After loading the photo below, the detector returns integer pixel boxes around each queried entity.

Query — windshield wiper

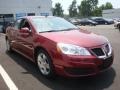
[39,28,79,33]
[39,30,58,33]
[60,28,79,31]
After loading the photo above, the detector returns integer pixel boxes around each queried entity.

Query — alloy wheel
[37,53,51,75]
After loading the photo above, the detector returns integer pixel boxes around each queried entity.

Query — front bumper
[54,54,113,77]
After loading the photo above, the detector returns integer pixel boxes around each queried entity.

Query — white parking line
[0,65,18,90]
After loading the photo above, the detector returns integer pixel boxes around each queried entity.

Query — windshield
[31,17,78,33]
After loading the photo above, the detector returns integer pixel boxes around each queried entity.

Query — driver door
[16,19,34,60]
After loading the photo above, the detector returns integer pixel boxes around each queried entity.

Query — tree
[92,7,102,16]
[78,0,98,17]
[99,2,113,10]
[92,2,113,16]
[78,0,92,17]
[53,3,64,17]
[99,4,105,10]
[105,2,113,9]
[88,0,98,10]
[69,0,78,17]
[71,0,113,17]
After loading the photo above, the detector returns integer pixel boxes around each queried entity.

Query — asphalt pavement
[0,25,120,90]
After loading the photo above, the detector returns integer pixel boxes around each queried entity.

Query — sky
[52,0,120,14]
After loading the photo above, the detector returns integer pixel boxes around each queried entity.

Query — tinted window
[20,20,30,29]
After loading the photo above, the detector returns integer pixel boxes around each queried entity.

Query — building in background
[102,8,120,19]
[0,0,52,20]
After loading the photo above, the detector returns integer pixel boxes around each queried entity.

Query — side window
[95,19,99,21]
[19,19,31,30]
[96,18,102,21]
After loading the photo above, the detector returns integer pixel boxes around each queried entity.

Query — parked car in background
[6,16,114,78]
[79,19,98,26]
[113,18,120,23]
[0,25,2,33]
[0,21,14,33]
[67,18,79,25]
[115,22,120,31]
[90,17,114,25]
[114,21,120,29]
[1,21,11,33]
[0,17,14,33]
[119,25,120,31]
[0,22,3,33]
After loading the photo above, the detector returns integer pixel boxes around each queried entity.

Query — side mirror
[20,27,31,37]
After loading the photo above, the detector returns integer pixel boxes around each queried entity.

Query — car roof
[19,16,58,20]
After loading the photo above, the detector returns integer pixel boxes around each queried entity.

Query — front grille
[91,44,111,58]
[65,68,94,75]
[91,48,104,56]
[98,56,113,70]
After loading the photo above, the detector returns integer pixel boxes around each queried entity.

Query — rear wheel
[117,25,119,29]
[105,22,108,25]
[118,25,120,32]
[6,39,12,52]
[89,23,92,26]
[36,49,55,78]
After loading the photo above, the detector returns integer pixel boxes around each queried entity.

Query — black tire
[105,22,108,25]
[117,25,119,29]
[118,25,120,32]
[6,39,12,52]
[36,49,55,78]
[89,23,92,26]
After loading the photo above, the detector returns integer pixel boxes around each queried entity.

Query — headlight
[108,42,112,56]
[104,37,112,55]
[57,43,91,55]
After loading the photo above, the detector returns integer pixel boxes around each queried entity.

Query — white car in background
[114,21,120,29]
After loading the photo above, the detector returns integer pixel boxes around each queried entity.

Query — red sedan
[6,16,114,78]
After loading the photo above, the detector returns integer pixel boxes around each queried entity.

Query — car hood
[40,29,108,47]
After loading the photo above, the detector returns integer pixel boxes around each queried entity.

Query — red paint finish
[6,16,114,77]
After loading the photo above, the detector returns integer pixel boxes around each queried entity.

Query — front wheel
[37,49,55,78]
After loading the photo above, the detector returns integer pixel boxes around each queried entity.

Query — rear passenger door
[95,18,103,24]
